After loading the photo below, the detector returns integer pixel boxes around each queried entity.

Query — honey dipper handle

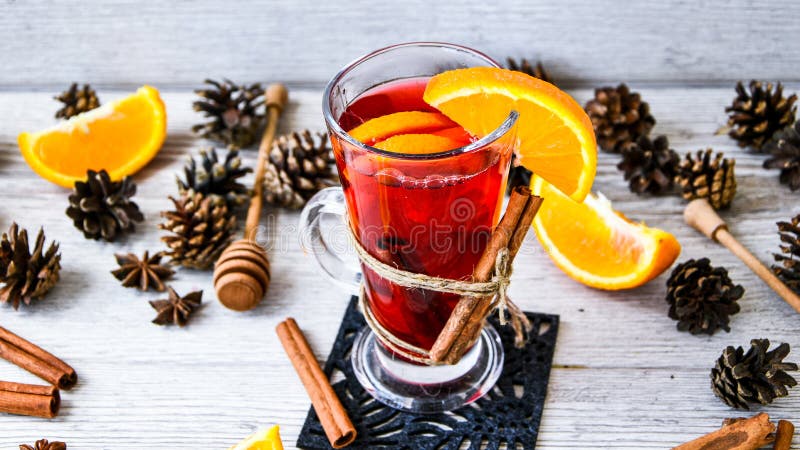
[715,229,800,314]
[245,83,288,242]
[684,198,800,314]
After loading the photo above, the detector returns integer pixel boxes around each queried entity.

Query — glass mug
[300,42,517,413]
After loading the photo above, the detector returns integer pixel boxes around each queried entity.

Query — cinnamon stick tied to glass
[431,186,543,364]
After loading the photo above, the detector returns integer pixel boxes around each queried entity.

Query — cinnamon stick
[673,413,776,450]
[0,380,60,418]
[430,187,542,364]
[0,326,77,389]
[773,420,794,450]
[276,318,356,448]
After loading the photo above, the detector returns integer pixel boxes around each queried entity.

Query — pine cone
[676,149,736,210]
[665,258,743,335]
[54,83,99,119]
[617,135,680,195]
[159,191,236,269]
[66,169,144,241]
[192,79,265,149]
[725,80,797,151]
[763,120,800,191]
[711,339,798,409]
[177,147,252,207]
[263,130,338,209]
[585,84,656,153]
[772,213,800,296]
[506,58,554,85]
[0,223,61,310]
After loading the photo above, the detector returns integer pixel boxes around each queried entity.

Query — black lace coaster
[297,296,559,450]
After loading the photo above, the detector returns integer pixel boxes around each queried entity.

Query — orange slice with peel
[531,176,681,290]
[348,111,456,146]
[374,133,463,154]
[18,86,167,188]
[229,425,283,450]
[424,67,596,201]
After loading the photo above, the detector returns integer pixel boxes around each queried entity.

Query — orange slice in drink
[18,86,167,188]
[374,133,463,154]
[348,111,457,146]
[531,176,681,290]
[424,67,596,201]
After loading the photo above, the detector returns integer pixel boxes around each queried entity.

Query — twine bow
[347,221,530,365]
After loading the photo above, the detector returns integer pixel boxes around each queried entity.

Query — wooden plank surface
[1,0,800,88]
[0,85,799,449]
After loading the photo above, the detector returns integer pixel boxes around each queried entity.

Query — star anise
[149,287,202,326]
[111,251,175,292]
[20,439,67,450]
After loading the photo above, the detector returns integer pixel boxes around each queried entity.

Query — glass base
[351,324,504,414]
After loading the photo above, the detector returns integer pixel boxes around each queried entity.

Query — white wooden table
[1,0,800,448]
[0,86,798,449]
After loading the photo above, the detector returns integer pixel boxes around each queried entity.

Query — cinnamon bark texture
[276,318,356,448]
[773,420,795,450]
[430,186,542,364]
[0,381,59,418]
[0,327,76,389]
[673,413,775,450]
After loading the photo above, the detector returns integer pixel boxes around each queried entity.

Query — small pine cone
[711,339,798,409]
[192,79,265,149]
[665,258,744,335]
[585,84,656,153]
[177,147,253,207]
[0,223,61,310]
[725,80,797,151]
[506,57,554,85]
[676,149,736,210]
[159,191,236,270]
[54,83,100,119]
[763,121,800,191]
[772,213,800,296]
[263,130,338,209]
[617,135,680,195]
[66,169,144,241]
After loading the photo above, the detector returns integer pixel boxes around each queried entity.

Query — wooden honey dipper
[213,83,288,311]
[684,198,800,314]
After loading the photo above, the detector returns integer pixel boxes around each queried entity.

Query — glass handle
[298,187,362,294]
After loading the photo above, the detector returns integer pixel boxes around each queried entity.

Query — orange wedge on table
[229,425,283,450]
[424,67,596,202]
[531,176,681,290]
[18,86,167,188]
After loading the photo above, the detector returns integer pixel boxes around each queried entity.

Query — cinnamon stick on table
[430,186,542,364]
[673,413,776,450]
[276,318,356,449]
[773,420,795,450]
[0,380,60,418]
[0,326,77,389]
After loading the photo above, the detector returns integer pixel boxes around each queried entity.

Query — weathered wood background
[1,1,799,449]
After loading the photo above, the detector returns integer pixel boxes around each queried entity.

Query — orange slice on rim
[348,111,457,146]
[424,67,596,201]
[18,86,167,188]
[531,176,681,290]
